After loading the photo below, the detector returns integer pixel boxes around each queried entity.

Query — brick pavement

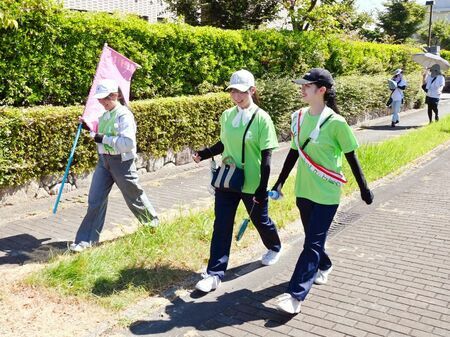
[0,99,450,336]
[106,139,450,337]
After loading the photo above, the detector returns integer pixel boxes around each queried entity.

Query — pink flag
[82,44,140,131]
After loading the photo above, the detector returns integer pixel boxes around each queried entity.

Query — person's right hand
[192,152,201,163]
[78,117,91,131]
[361,188,374,205]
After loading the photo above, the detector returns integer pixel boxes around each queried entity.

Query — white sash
[292,108,347,187]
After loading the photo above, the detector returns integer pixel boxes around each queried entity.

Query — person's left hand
[361,188,374,205]
[253,188,268,204]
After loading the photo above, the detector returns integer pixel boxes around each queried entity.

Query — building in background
[63,0,170,22]
[433,0,450,21]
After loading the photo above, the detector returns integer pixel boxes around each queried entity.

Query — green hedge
[0,4,422,107]
[0,73,424,189]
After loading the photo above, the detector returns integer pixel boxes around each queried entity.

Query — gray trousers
[75,154,158,244]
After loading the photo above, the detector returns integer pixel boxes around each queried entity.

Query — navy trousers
[207,189,282,279]
[288,197,338,301]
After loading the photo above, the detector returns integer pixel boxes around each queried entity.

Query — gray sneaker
[69,241,92,253]
[314,266,333,285]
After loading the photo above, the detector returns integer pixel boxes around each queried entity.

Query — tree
[280,0,370,34]
[377,0,426,43]
[419,19,450,50]
[165,0,280,29]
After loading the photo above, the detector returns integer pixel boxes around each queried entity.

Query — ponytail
[251,89,261,106]
[117,87,127,107]
[324,87,340,114]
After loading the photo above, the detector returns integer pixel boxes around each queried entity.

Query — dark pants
[426,96,439,122]
[288,198,338,301]
[207,189,281,279]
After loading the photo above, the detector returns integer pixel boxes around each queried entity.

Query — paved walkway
[0,99,449,266]
[0,98,450,337]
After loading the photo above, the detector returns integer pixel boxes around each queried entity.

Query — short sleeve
[258,114,278,151]
[334,120,359,154]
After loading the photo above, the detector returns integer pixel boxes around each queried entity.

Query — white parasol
[412,52,450,71]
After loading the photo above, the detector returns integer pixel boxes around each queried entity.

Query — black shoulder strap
[241,108,259,166]
[301,114,333,151]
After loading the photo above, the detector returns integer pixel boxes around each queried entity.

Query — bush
[0,1,422,107]
[0,73,425,189]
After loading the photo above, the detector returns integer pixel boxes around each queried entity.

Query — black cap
[293,68,334,88]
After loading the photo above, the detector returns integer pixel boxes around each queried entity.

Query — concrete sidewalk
[105,139,450,337]
[103,107,450,336]
[0,98,449,266]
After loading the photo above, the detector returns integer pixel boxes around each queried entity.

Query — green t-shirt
[291,107,358,205]
[220,105,278,194]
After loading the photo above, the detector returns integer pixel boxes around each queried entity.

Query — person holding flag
[271,68,373,314]
[69,79,158,252]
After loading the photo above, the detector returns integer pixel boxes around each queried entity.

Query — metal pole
[427,4,433,48]
[52,123,83,214]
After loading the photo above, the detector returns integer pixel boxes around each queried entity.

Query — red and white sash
[292,108,347,187]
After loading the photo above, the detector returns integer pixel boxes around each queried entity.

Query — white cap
[393,68,402,75]
[226,69,255,92]
[93,79,119,99]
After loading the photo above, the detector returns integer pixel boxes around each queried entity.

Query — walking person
[423,64,446,123]
[70,79,159,252]
[271,68,373,314]
[389,69,407,127]
[192,69,282,292]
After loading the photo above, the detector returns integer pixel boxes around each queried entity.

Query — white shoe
[69,241,92,253]
[195,273,221,293]
[314,266,333,285]
[261,248,282,266]
[276,293,302,314]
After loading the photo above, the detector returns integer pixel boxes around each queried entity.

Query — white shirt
[425,75,445,99]
[391,77,407,101]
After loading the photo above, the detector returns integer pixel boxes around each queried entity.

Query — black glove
[253,187,268,204]
[80,120,90,131]
[361,188,374,205]
[94,133,104,144]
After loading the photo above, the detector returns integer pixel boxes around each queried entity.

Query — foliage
[0,2,422,107]
[165,0,280,29]
[0,73,425,189]
[418,19,450,51]
[29,115,450,309]
[280,0,370,34]
[378,0,426,43]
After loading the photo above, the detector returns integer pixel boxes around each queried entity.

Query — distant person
[423,64,445,123]
[389,69,407,127]
[70,79,159,252]
[192,69,282,293]
[271,68,373,314]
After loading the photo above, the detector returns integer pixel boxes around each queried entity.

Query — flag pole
[52,123,83,214]
[52,43,108,214]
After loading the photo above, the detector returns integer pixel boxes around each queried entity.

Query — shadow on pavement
[129,268,294,335]
[0,234,68,265]
[359,124,422,131]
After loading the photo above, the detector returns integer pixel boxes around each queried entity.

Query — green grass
[27,116,450,310]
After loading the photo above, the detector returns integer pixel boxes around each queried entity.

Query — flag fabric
[82,44,140,131]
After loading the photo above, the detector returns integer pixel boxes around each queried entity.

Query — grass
[27,116,450,310]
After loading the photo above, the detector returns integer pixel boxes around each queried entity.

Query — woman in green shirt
[272,68,374,314]
[192,69,282,293]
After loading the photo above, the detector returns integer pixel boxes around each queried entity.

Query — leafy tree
[377,0,426,43]
[165,0,280,29]
[418,19,450,50]
[280,0,370,34]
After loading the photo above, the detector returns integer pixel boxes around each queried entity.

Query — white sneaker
[69,241,92,253]
[314,266,333,285]
[261,248,282,266]
[276,293,302,314]
[195,273,221,293]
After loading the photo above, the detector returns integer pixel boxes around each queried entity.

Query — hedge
[0,73,425,189]
[0,3,422,107]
